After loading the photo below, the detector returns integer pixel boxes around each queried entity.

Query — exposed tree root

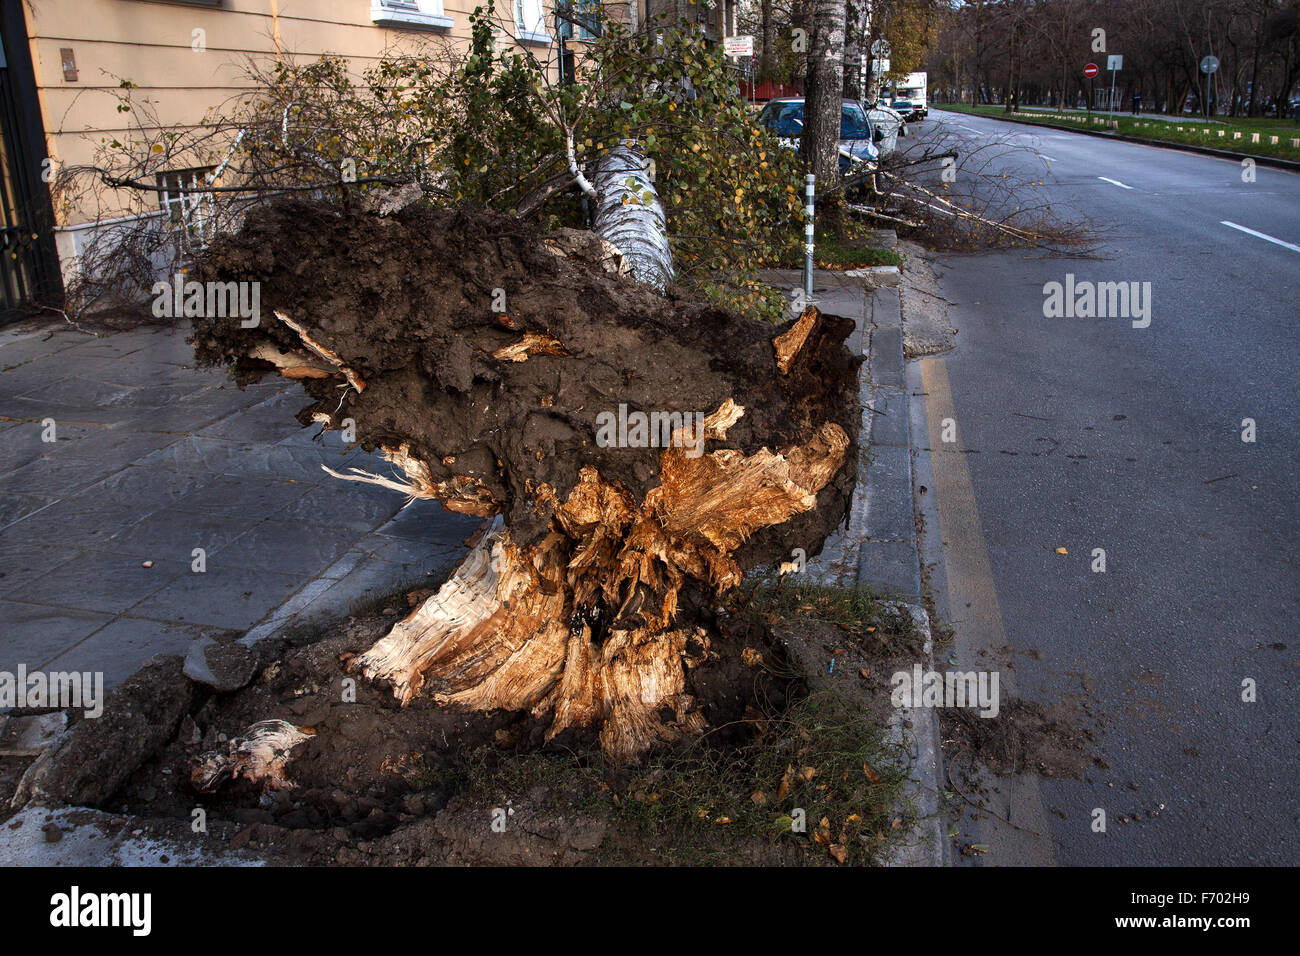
[192,199,860,762]
[190,720,314,793]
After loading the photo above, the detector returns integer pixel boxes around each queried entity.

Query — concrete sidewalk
[0,318,478,689]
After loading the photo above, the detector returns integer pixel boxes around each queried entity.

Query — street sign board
[872,58,890,74]
[1083,62,1099,78]
[1107,54,1123,71]
[1200,56,1219,74]
[870,39,891,57]
[724,35,753,58]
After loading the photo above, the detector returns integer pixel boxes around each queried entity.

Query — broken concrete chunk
[184,636,258,692]
[11,656,194,810]
[0,712,68,757]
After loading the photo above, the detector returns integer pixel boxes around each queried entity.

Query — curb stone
[773,260,947,865]
[881,602,945,867]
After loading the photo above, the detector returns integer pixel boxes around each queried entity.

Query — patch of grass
[607,692,909,865]
[746,580,923,657]
[455,689,909,865]
[938,103,1300,161]
[813,233,904,270]
[772,231,903,272]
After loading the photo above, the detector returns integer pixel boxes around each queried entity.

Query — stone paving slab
[868,385,910,447]
[43,618,210,689]
[869,326,906,388]
[0,318,472,690]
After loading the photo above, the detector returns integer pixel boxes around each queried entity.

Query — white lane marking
[1220,220,1300,253]
[955,124,984,134]
[1037,153,1058,162]
[1098,176,1133,189]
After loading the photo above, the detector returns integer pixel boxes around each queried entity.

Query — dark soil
[90,597,801,863]
[940,697,1098,780]
[191,199,862,565]
[38,580,921,866]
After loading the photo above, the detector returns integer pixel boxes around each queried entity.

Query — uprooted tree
[48,7,876,769]
[192,198,861,763]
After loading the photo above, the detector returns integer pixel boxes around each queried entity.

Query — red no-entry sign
[1083,63,1100,78]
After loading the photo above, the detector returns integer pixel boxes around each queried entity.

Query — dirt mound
[942,697,1098,779]
[85,601,799,861]
[191,199,861,564]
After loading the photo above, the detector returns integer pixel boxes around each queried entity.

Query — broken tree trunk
[589,143,674,290]
[192,199,860,762]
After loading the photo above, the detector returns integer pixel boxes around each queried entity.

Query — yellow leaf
[1055,547,1068,555]
[777,767,792,801]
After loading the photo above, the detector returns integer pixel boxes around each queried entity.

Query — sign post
[724,36,754,102]
[1083,63,1098,113]
[1106,54,1122,118]
[1200,56,1219,121]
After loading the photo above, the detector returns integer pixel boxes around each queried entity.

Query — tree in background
[801,0,848,188]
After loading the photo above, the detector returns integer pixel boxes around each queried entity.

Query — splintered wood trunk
[192,199,860,762]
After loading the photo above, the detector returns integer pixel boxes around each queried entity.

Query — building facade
[1,0,733,320]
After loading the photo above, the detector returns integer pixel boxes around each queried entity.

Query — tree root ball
[191,199,862,760]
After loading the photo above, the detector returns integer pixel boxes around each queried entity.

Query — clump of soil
[93,595,803,864]
[940,697,1098,780]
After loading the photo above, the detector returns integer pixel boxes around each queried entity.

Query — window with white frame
[556,0,600,41]
[515,0,549,43]
[370,0,453,31]
[156,167,216,254]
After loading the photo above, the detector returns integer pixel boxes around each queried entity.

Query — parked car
[890,99,920,121]
[862,101,906,155]
[756,97,880,181]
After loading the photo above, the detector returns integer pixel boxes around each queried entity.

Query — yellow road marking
[919,356,1057,865]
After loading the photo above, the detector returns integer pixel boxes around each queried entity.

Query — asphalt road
[914,108,1299,865]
